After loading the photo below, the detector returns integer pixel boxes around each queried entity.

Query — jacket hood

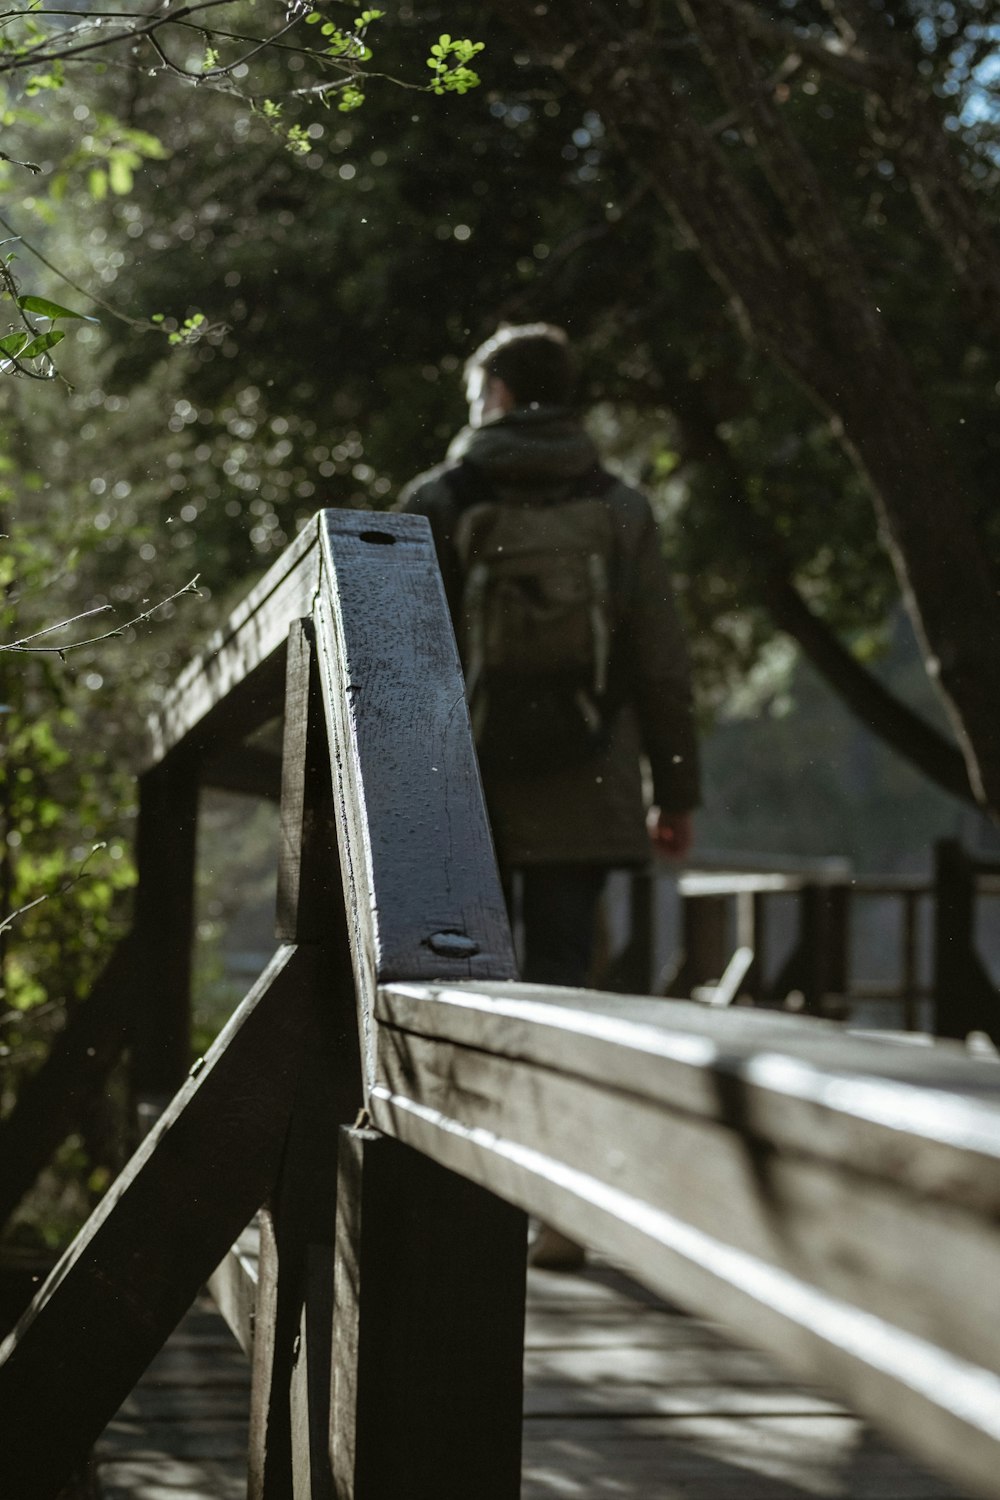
[447,406,600,489]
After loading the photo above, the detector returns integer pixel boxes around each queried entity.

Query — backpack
[448,461,621,775]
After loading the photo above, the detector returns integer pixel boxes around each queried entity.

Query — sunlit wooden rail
[1,509,1000,1500]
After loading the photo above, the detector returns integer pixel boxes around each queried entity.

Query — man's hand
[649,808,694,860]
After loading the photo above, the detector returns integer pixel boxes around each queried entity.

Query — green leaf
[0,332,28,357]
[88,166,108,201]
[20,329,65,359]
[108,156,133,195]
[17,295,98,323]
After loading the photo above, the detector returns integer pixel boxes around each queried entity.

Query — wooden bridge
[1,508,1000,1499]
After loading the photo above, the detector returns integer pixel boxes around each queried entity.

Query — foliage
[2,0,999,1240]
[0,2,486,371]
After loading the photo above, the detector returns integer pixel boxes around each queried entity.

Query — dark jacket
[399,406,700,867]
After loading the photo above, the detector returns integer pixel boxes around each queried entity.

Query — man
[401,322,700,1265]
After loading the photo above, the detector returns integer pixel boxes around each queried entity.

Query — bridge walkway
[96,1256,960,1500]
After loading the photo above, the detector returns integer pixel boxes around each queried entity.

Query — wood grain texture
[373,1024,1000,1359]
[247,939,361,1500]
[376,981,1000,1205]
[330,1126,527,1500]
[94,1265,960,1500]
[312,510,515,1084]
[276,619,341,946]
[289,1245,335,1500]
[0,945,318,1500]
[206,1222,260,1358]
[370,982,1000,1499]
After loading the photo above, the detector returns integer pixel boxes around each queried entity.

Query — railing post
[248,619,363,1500]
[666,890,729,997]
[901,889,920,1032]
[331,1127,527,1500]
[311,512,525,1499]
[933,838,984,1039]
[130,748,200,1119]
[797,881,850,1016]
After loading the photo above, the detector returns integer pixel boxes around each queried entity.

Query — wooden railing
[2,509,1000,1500]
[612,856,999,1038]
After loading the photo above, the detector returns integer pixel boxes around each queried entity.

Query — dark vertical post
[130,749,200,1113]
[313,513,525,1498]
[797,882,849,1016]
[736,888,763,1002]
[684,893,729,994]
[629,868,655,994]
[753,890,769,1003]
[331,1128,527,1500]
[249,620,363,1500]
[901,890,919,1032]
[933,838,977,1038]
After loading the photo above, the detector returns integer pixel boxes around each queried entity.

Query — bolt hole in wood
[359,531,396,546]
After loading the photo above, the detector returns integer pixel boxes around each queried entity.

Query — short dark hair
[465,323,576,407]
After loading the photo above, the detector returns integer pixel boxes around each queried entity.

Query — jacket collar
[448,406,600,488]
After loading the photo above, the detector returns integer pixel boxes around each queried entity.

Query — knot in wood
[426,930,480,959]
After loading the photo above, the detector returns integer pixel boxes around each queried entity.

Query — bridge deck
[95,1259,963,1500]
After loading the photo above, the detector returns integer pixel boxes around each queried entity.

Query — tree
[41,0,984,820]
[487,0,1000,817]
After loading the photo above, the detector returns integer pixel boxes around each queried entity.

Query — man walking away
[399,324,700,1264]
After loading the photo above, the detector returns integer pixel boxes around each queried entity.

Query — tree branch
[733,3,877,91]
[0,576,201,657]
[664,373,974,804]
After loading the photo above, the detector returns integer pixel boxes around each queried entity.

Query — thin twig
[146,8,301,81]
[0,841,107,940]
[0,996,61,1028]
[0,0,243,73]
[0,575,202,656]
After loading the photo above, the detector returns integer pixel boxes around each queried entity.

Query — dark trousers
[508,864,608,988]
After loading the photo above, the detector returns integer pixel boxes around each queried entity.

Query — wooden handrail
[3,508,1000,1500]
[372,976,1000,1492]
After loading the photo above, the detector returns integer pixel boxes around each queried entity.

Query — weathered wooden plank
[246,1207,282,1500]
[376,982,1000,1204]
[245,948,359,1500]
[0,937,134,1231]
[522,1413,959,1500]
[330,1126,527,1500]
[146,516,321,765]
[247,623,363,1498]
[131,751,200,1104]
[276,619,339,946]
[0,945,318,1500]
[206,1222,260,1357]
[369,1004,1000,1499]
[289,1245,335,1500]
[246,949,360,1500]
[374,1023,1000,1361]
[312,509,515,1086]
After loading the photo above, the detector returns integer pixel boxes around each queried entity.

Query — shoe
[528,1224,586,1270]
